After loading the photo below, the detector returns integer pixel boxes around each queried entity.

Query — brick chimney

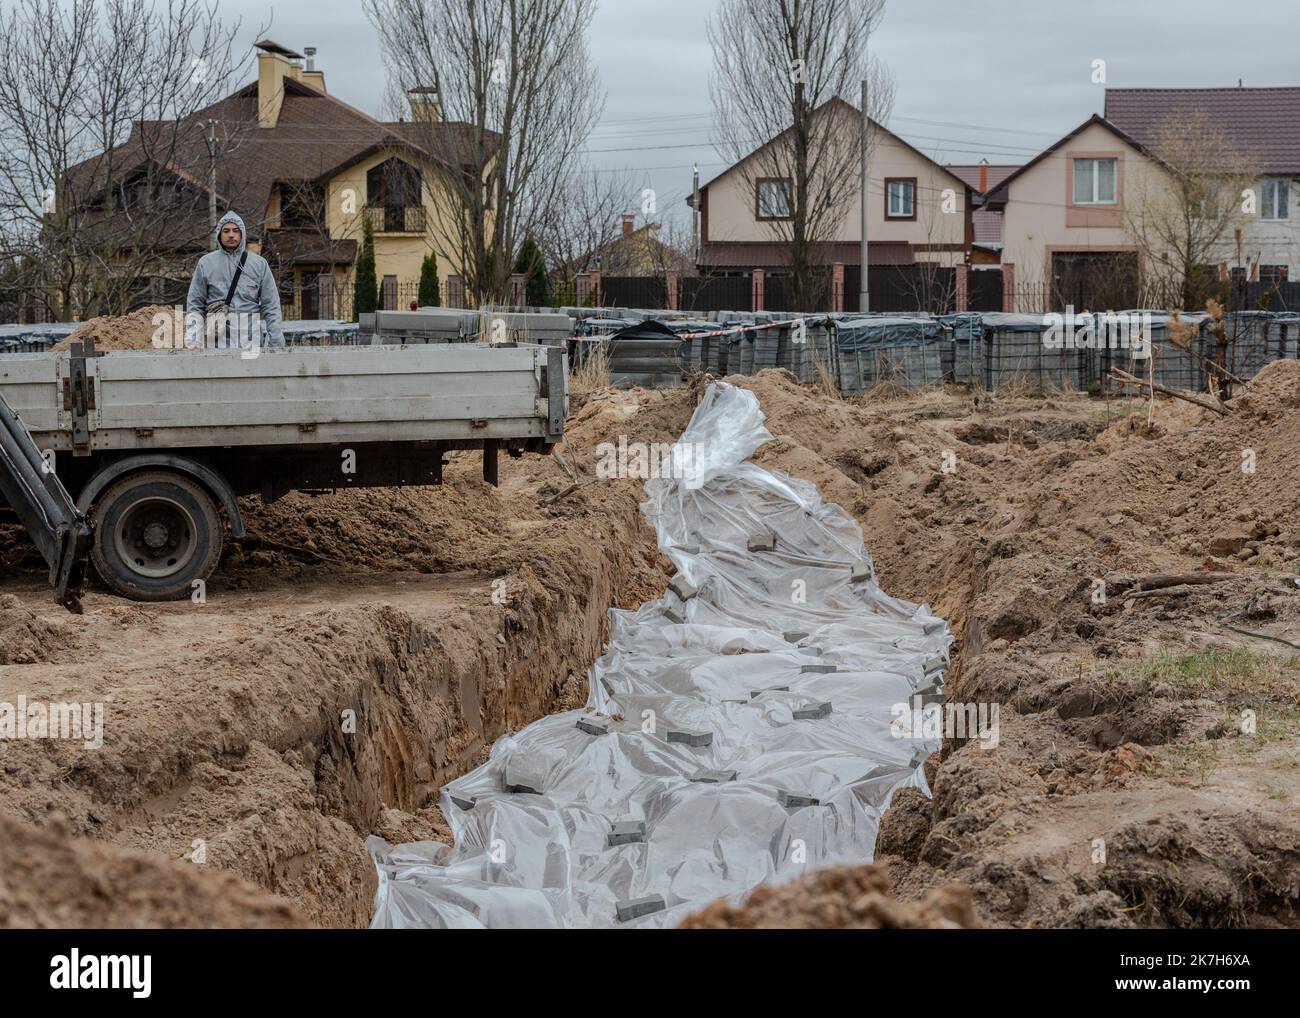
[621,213,635,237]
[255,40,304,128]
[978,158,989,194]
[408,85,442,123]
[301,46,326,93]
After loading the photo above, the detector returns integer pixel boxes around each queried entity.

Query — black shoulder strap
[224,251,248,304]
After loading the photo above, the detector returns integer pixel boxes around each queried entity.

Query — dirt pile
[0,813,302,928]
[52,304,181,352]
[0,593,76,664]
[230,385,700,591]
[681,864,979,929]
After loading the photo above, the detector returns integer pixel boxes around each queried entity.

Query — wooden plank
[94,393,538,428]
[95,369,538,404]
[91,344,541,382]
[81,418,547,450]
[0,355,60,432]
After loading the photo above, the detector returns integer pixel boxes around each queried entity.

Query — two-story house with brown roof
[66,40,493,318]
[986,87,1300,311]
[690,98,975,309]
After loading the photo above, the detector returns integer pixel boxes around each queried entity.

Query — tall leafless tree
[535,165,633,302]
[364,0,603,306]
[708,0,894,311]
[0,0,256,320]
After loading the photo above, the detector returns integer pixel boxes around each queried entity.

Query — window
[366,157,423,232]
[1072,158,1117,205]
[755,178,791,220]
[885,178,915,219]
[279,181,325,229]
[1262,179,1289,220]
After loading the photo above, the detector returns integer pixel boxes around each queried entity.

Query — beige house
[694,99,974,277]
[67,40,493,318]
[987,114,1167,311]
[988,92,1300,312]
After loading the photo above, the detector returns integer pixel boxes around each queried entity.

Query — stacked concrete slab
[359,308,476,344]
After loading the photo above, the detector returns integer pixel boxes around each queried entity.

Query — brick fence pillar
[589,268,602,307]
[751,269,765,312]
[509,273,526,306]
[955,264,969,313]
[666,270,680,311]
[832,263,845,313]
[1001,263,1016,313]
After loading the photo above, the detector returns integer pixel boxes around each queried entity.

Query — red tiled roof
[1105,87,1300,174]
[699,240,914,268]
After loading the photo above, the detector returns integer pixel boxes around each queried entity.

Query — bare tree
[1125,110,1258,311]
[364,0,602,306]
[708,0,894,311]
[0,0,256,320]
[536,165,633,301]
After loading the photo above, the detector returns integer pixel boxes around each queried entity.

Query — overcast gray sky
[237,0,1298,226]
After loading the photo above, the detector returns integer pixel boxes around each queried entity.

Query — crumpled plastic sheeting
[368,381,951,928]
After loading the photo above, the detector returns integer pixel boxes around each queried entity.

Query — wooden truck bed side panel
[1,345,561,451]
[0,355,64,435]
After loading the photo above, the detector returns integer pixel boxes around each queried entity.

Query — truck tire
[89,471,223,601]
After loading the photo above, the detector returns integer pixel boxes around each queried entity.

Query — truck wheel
[89,471,223,601]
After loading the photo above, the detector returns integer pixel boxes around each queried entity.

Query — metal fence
[844,266,957,315]
[680,275,753,313]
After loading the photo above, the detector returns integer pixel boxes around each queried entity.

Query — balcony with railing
[363,205,427,234]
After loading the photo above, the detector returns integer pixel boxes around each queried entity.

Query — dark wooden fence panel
[844,266,956,314]
[969,268,1003,312]
[601,276,667,308]
[680,275,752,313]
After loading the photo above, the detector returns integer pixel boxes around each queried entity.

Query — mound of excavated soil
[0,593,76,664]
[52,304,182,352]
[0,814,302,928]
[680,864,979,929]
[228,386,701,597]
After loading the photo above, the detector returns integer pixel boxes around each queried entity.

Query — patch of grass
[1086,399,1144,423]
[1153,740,1221,786]
[1133,648,1300,705]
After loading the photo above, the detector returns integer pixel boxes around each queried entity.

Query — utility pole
[204,119,219,249]
[859,79,870,314]
[691,163,700,265]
